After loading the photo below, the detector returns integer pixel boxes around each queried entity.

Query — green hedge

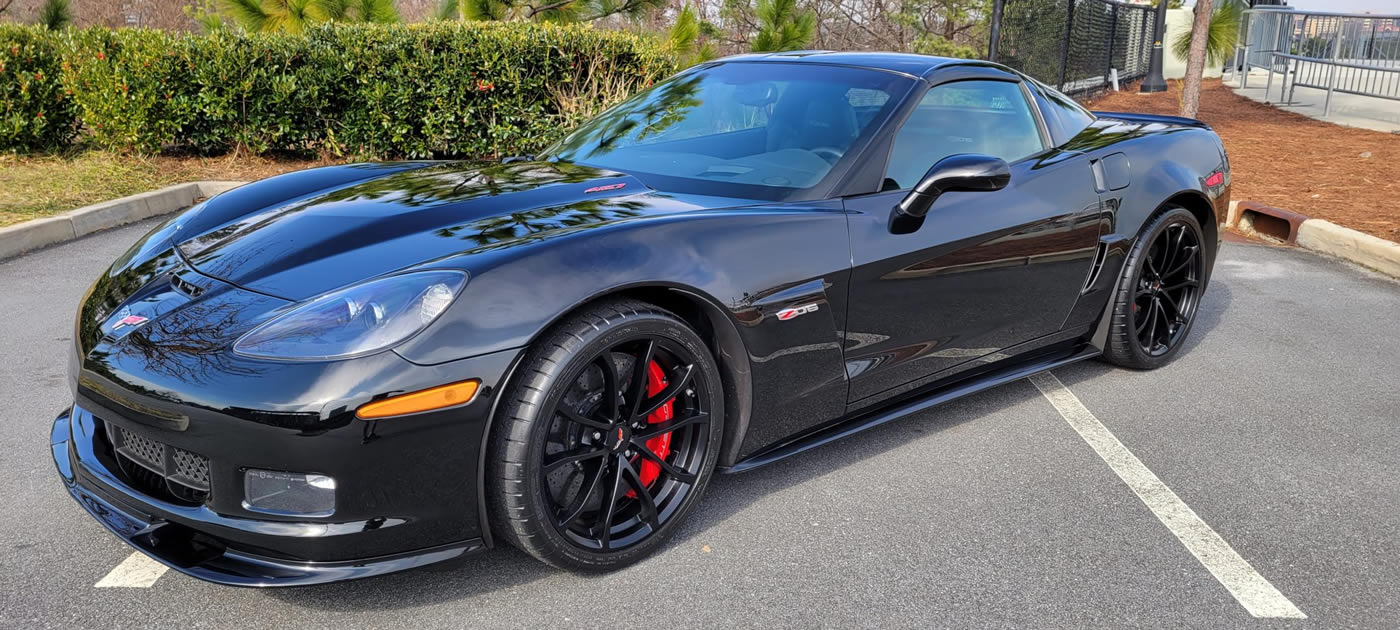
[2,22,674,157]
[1,25,79,151]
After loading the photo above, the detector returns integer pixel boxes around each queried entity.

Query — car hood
[173,161,717,301]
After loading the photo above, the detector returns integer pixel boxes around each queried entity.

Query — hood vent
[169,273,206,298]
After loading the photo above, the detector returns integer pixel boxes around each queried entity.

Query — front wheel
[487,299,723,571]
[1102,206,1207,369]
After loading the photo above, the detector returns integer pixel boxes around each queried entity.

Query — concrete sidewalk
[1227,68,1400,133]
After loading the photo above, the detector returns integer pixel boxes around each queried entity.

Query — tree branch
[526,0,578,19]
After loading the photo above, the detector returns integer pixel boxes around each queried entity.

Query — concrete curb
[1296,219,1400,279]
[0,181,245,262]
[1225,199,1400,278]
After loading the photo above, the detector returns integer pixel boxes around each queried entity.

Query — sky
[1279,0,1397,13]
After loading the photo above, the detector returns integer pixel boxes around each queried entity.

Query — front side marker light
[355,379,480,420]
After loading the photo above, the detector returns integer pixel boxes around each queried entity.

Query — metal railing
[1231,8,1400,116]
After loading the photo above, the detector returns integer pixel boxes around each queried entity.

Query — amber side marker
[356,380,479,420]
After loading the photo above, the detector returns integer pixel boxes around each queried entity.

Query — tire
[487,298,724,571]
[1102,206,1208,370]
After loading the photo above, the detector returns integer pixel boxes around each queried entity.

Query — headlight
[233,270,467,361]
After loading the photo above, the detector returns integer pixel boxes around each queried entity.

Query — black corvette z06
[51,52,1228,586]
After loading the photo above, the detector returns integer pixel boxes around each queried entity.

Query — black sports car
[51,52,1228,586]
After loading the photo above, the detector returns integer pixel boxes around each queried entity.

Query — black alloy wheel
[488,299,723,570]
[1103,206,1208,369]
[543,335,710,551]
[1134,219,1203,356]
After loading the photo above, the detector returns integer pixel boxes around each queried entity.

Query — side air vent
[1081,241,1109,294]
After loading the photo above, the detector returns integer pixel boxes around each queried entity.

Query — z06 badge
[776,303,820,321]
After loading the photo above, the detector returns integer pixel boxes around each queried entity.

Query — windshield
[544,62,914,201]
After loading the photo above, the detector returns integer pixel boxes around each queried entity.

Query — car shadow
[262,376,1044,612]
[261,273,1234,612]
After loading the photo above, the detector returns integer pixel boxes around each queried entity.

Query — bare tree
[1180,0,1212,118]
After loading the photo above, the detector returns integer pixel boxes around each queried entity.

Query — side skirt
[721,344,1100,473]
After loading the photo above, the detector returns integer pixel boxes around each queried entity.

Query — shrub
[1,22,675,157]
[317,22,673,158]
[180,28,343,154]
[61,28,198,153]
[0,25,79,152]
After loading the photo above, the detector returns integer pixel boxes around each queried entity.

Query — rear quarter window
[1030,81,1096,146]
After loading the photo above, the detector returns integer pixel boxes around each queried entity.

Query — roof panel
[715,51,965,77]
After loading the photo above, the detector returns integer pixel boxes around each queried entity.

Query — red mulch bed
[1084,79,1400,242]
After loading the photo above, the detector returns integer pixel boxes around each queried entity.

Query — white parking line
[95,552,168,588]
[1028,372,1307,620]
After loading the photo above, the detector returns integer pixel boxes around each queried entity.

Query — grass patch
[0,150,329,228]
[0,152,167,227]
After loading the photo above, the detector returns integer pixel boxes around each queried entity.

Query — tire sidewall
[1117,206,1206,368]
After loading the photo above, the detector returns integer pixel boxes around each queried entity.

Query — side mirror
[889,154,1011,234]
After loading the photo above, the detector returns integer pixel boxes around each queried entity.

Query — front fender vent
[1081,241,1109,294]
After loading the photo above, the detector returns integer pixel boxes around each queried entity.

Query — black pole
[1140,0,1170,93]
[1366,19,1377,59]
[988,0,1006,63]
[1056,0,1078,89]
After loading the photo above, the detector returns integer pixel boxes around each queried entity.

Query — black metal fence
[989,0,1158,98]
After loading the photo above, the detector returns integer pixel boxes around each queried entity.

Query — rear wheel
[487,299,723,570]
[1103,206,1207,369]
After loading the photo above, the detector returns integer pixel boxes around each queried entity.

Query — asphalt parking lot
[1,220,1397,629]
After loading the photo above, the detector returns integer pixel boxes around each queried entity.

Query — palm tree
[37,0,71,29]
[435,0,662,23]
[666,4,717,66]
[221,0,399,33]
[1172,0,1242,69]
[221,0,319,32]
[320,0,400,23]
[1179,0,1217,118]
[749,0,814,52]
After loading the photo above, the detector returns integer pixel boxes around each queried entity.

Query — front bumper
[52,344,523,587]
[51,408,486,586]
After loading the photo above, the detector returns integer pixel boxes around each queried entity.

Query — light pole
[1140,0,1170,93]
[988,0,1006,63]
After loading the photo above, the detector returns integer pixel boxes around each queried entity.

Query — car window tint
[1027,78,1096,146]
[640,85,893,145]
[883,80,1045,191]
[637,81,783,143]
[546,63,912,200]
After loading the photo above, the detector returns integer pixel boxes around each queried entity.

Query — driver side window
[883,80,1044,191]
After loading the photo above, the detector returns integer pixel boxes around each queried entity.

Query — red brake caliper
[631,360,673,493]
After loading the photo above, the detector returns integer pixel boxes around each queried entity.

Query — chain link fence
[989,0,1158,98]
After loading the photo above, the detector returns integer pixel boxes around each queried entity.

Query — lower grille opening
[105,422,211,506]
[136,521,226,568]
